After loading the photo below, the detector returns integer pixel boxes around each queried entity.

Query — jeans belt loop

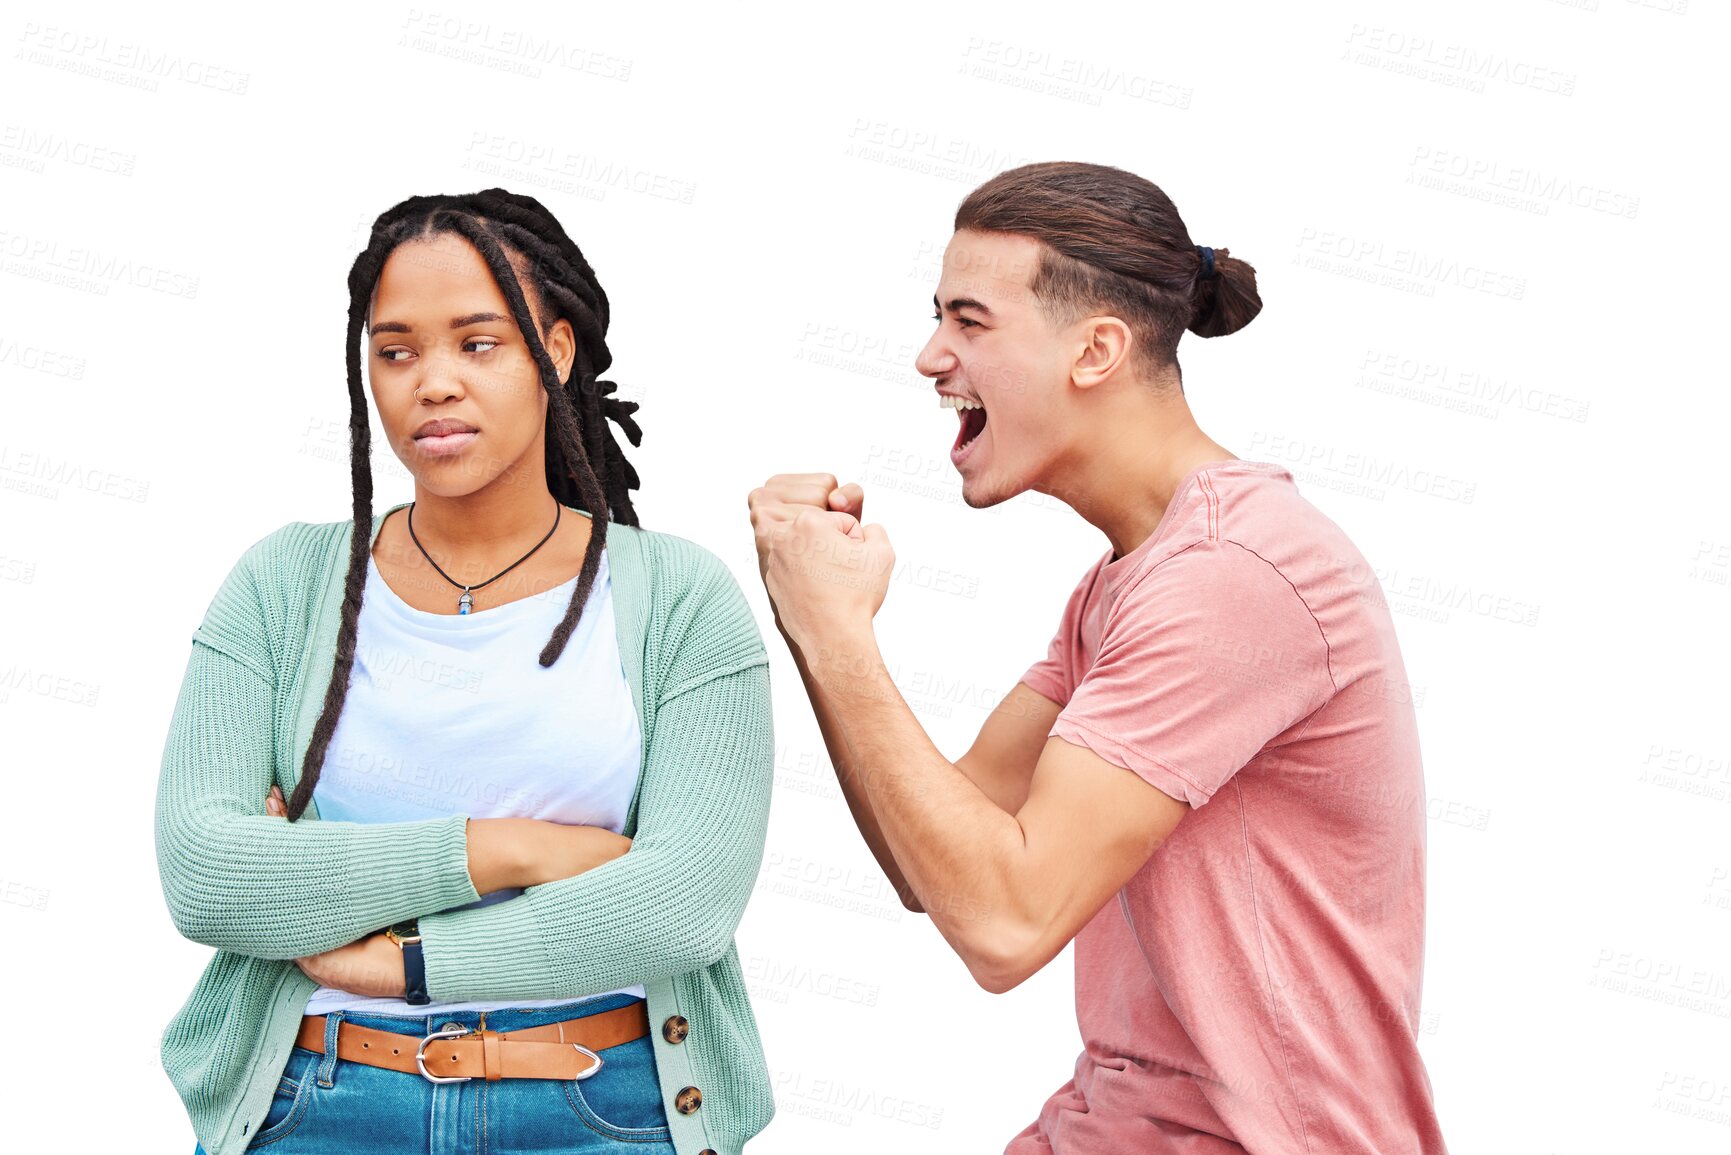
[317,1012,343,1088]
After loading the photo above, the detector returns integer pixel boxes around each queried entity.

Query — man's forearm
[796,624,1030,961]
[778,619,923,907]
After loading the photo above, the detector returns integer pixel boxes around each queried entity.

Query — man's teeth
[939,395,985,410]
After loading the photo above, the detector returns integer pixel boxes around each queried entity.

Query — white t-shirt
[302,544,645,1015]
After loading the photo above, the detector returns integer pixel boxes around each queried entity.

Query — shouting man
[749,161,1448,1154]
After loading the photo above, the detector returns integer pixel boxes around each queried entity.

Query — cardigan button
[662,1015,690,1044]
[699,1150,717,1155]
[675,1085,703,1114]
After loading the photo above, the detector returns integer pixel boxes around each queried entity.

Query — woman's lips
[415,430,479,457]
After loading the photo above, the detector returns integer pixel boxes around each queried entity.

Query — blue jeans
[195,993,673,1154]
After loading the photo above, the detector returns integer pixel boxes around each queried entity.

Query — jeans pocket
[559,1036,673,1143]
[245,1046,319,1149]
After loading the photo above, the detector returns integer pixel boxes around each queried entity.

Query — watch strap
[388,920,429,1006]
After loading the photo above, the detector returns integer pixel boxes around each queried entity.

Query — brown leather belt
[294,1002,650,1083]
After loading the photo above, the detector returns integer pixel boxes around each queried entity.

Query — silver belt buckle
[416,1025,473,1084]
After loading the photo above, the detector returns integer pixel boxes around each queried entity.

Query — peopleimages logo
[1293,228,1526,301]
[1356,348,1591,424]
[0,229,200,299]
[1408,146,1640,220]
[14,22,251,94]
[958,38,1194,109]
[1341,24,1577,97]
[1246,433,1478,505]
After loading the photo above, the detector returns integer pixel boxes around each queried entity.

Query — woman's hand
[293,931,405,997]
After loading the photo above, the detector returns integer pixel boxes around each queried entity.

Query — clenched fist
[747,472,894,651]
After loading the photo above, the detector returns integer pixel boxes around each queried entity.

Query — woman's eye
[376,339,496,361]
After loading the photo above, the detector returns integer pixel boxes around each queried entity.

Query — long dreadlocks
[283,188,642,821]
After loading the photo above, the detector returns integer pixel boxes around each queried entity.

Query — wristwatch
[385,919,429,1005]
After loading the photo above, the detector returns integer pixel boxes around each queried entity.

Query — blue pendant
[458,589,473,615]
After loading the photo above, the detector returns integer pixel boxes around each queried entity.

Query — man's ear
[1071,316,1134,391]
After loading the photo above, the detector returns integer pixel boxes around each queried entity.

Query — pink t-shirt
[1008,459,1448,1155]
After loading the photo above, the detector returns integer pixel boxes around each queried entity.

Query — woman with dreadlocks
[154,189,775,1155]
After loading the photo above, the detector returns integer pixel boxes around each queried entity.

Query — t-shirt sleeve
[1050,540,1335,808]
[1019,559,1102,707]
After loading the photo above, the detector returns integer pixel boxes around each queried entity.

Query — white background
[2,1,1726,1152]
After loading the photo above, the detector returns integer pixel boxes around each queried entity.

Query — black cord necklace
[405,499,562,615]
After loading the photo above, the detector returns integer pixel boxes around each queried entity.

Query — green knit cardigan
[154,502,776,1155]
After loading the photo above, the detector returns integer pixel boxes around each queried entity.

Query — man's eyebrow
[368,311,512,336]
[933,294,996,317]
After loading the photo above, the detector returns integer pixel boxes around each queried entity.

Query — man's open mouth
[942,394,988,454]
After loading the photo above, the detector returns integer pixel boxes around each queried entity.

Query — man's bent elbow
[957,922,1045,994]
[967,961,1031,994]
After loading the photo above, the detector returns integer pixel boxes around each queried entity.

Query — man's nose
[914,331,955,379]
